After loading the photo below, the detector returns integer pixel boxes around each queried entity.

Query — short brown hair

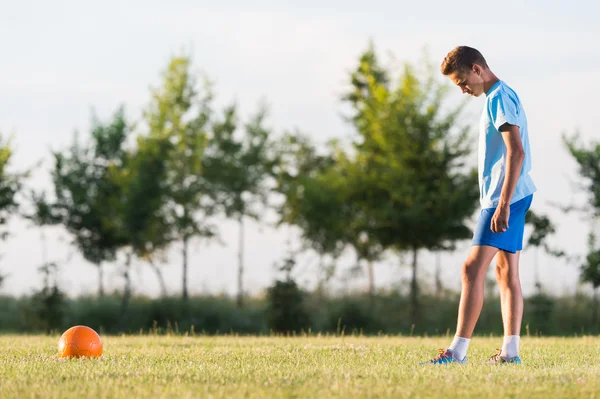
[441,46,488,76]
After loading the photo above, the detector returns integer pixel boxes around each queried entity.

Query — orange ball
[58,325,103,358]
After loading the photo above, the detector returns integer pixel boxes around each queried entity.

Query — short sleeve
[488,91,520,130]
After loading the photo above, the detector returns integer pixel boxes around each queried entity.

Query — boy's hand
[491,205,510,233]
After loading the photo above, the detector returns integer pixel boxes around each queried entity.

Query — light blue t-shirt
[478,80,536,209]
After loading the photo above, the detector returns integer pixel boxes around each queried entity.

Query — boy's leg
[422,245,498,364]
[494,250,523,360]
[487,195,531,364]
[455,245,499,338]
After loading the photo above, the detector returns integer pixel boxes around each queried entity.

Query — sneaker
[486,348,522,365]
[420,348,467,365]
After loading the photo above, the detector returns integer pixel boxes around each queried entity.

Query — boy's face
[448,64,485,97]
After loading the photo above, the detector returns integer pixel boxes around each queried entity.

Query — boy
[424,46,536,364]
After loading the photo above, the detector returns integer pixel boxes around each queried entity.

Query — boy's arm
[491,123,525,233]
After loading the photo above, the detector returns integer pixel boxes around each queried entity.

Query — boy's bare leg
[445,245,499,361]
[455,245,499,338]
[495,250,522,358]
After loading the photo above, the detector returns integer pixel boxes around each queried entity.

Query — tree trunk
[593,287,599,331]
[435,252,442,298]
[149,261,167,297]
[237,216,245,308]
[316,255,326,300]
[119,252,133,333]
[40,229,49,290]
[182,236,189,302]
[366,260,375,297]
[534,247,541,294]
[97,263,105,297]
[410,248,419,326]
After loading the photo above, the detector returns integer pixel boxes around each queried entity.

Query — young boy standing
[424,46,536,364]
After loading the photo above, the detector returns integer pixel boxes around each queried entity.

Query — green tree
[564,133,600,327]
[333,147,386,299]
[564,134,600,215]
[204,104,276,307]
[274,133,345,297]
[106,135,173,329]
[129,136,173,296]
[266,252,310,333]
[32,108,172,309]
[144,56,218,303]
[342,45,479,324]
[581,232,600,328]
[525,209,565,290]
[0,134,24,287]
[30,261,65,334]
[523,210,565,333]
[31,110,129,297]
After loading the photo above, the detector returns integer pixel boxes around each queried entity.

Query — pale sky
[0,0,599,298]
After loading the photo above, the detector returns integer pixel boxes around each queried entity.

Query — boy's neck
[483,73,500,94]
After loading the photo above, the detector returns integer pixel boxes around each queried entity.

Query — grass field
[1,335,599,398]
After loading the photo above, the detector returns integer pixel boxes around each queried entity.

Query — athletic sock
[501,335,520,358]
[448,335,470,360]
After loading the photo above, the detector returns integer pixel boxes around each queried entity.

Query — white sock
[448,335,470,360]
[501,335,520,358]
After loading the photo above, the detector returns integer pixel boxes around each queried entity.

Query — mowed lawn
[0,335,599,398]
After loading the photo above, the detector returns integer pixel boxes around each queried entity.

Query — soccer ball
[58,325,103,358]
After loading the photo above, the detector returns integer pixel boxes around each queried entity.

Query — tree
[564,133,600,216]
[525,209,565,291]
[30,261,65,334]
[564,133,600,327]
[332,147,386,299]
[144,56,218,303]
[31,109,129,297]
[99,134,174,330]
[580,232,600,328]
[273,133,346,297]
[203,104,276,307]
[265,252,310,333]
[0,134,24,287]
[522,210,565,333]
[108,134,173,302]
[342,45,479,325]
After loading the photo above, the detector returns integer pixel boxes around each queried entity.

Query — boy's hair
[441,46,489,76]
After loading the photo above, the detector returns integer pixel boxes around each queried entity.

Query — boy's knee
[495,261,519,286]
[461,260,485,284]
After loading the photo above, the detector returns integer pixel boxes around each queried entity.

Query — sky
[0,0,599,298]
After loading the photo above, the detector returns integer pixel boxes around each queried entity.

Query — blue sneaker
[421,348,467,365]
[487,348,522,365]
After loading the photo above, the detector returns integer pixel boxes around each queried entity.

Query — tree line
[0,44,599,328]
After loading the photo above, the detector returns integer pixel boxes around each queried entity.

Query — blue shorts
[472,194,533,253]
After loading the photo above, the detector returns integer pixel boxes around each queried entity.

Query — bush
[0,291,598,336]
[327,299,382,334]
[266,280,310,334]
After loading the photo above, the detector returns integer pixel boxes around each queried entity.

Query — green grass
[0,335,599,398]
